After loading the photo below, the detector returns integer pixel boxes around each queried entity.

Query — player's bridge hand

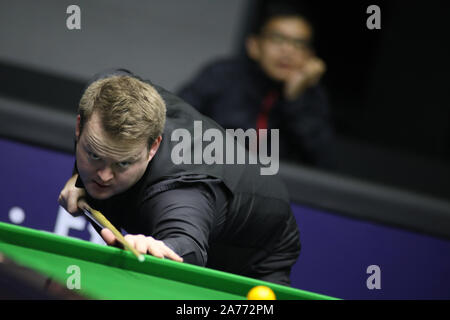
[58,174,85,217]
[100,228,184,263]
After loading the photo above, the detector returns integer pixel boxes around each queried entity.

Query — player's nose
[97,166,114,183]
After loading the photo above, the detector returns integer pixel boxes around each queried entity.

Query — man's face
[247,16,313,81]
[75,112,160,200]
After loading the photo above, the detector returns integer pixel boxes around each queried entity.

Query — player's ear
[246,35,261,61]
[147,135,162,161]
[75,114,81,141]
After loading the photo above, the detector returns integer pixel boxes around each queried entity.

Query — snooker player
[58,69,301,286]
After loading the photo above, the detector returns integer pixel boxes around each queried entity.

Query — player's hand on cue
[58,174,86,217]
[100,228,183,262]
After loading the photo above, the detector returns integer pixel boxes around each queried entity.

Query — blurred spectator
[178,4,335,168]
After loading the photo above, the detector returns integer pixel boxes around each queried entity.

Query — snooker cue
[77,199,145,262]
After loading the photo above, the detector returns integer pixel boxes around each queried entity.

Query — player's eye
[87,151,100,161]
[117,161,131,169]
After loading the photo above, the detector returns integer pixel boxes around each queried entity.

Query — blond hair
[78,75,166,148]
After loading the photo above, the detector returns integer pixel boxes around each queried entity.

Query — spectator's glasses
[261,32,311,51]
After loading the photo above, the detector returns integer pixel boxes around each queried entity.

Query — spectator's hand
[101,228,184,262]
[58,174,85,217]
[284,57,326,101]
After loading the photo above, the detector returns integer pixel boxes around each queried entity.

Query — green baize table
[0,221,337,300]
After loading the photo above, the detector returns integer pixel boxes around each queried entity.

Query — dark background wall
[320,0,450,200]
